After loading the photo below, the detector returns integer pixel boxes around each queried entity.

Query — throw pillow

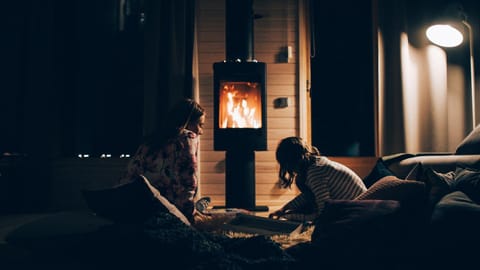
[422,167,455,207]
[431,190,480,222]
[405,163,423,180]
[454,166,480,204]
[314,200,402,235]
[355,176,426,205]
[312,199,406,258]
[145,177,192,226]
[362,158,396,188]
[430,190,480,262]
[82,174,190,225]
[455,125,480,154]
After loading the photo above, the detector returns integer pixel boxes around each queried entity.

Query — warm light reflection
[400,32,451,153]
[219,81,262,128]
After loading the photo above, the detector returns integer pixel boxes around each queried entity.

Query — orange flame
[219,82,262,128]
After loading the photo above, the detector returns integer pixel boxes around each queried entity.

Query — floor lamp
[426,16,476,130]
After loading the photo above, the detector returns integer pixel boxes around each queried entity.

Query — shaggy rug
[194,211,313,249]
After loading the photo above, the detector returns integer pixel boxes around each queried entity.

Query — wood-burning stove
[213,0,268,211]
[213,62,267,151]
[213,61,268,211]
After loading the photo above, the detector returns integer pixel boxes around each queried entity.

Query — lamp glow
[426,24,463,47]
[425,17,476,129]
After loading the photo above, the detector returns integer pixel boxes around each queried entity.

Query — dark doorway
[310,0,376,156]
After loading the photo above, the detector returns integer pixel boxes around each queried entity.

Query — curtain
[143,0,199,194]
[378,0,472,155]
[2,0,196,157]
[1,0,56,157]
[143,0,196,136]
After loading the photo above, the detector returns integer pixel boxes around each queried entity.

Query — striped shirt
[282,156,367,222]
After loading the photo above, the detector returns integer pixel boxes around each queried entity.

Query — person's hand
[268,208,287,219]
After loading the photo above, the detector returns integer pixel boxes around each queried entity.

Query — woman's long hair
[144,98,205,152]
[276,136,320,189]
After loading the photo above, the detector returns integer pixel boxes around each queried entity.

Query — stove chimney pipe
[225,0,254,61]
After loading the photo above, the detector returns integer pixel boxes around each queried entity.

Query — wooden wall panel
[328,157,378,179]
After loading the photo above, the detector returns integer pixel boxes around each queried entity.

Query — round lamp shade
[426,24,464,47]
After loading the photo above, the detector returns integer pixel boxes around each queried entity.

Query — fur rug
[19,212,300,269]
[194,211,313,249]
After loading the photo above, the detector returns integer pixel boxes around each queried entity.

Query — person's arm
[280,168,331,222]
[305,166,331,218]
[282,192,310,212]
[282,211,317,223]
[269,193,310,220]
[171,133,199,222]
[119,144,150,184]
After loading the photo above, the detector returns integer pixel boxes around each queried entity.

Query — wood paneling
[328,157,378,179]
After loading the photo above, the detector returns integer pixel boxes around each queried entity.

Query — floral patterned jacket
[121,129,199,223]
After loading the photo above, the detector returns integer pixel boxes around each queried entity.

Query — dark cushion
[312,199,409,260]
[456,125,480,154]
[431,190,480,222]
[453,166,480,204]
[422,167,455,208]
[82,175,190,225]
[362,158,396,188]
[355,176,426,208]
[404,163,423,180]
[314,199,402,236]
[429,190,480,265]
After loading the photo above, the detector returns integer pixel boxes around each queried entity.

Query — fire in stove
[219,81,262,129]
[213,61,267,151]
